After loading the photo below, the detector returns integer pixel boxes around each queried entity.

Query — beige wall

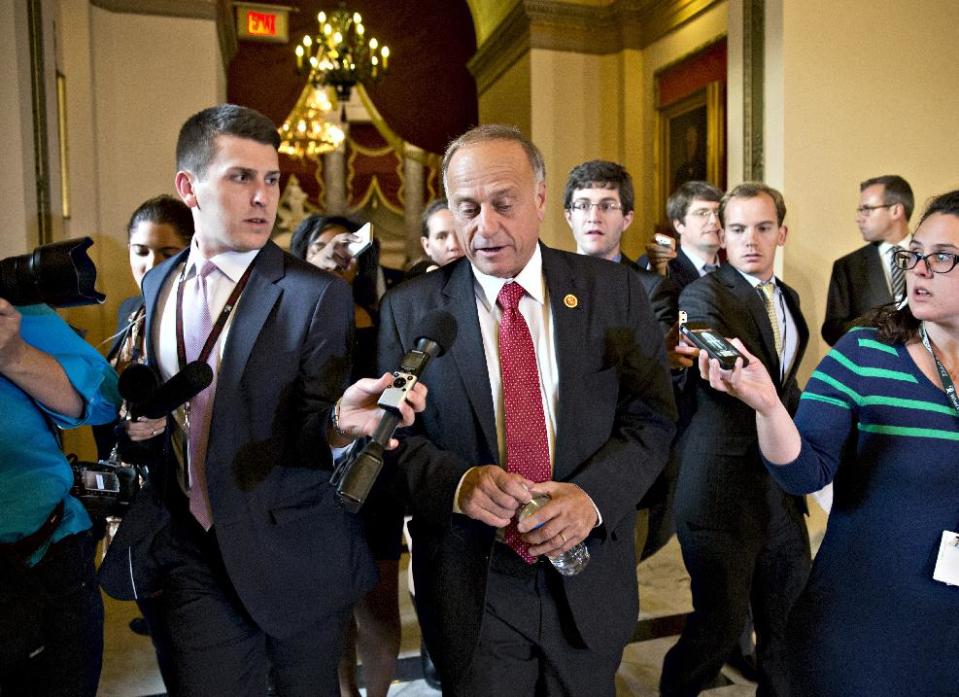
[770,0,959,379]
[59,5,225,349]
[478,52,532,139]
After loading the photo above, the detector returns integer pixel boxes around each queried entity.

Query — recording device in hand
[678,310,750,371]
[0,237,105,307]
[331,309,458,513]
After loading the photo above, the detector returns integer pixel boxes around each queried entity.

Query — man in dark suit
[562,159,679,333]
[821,174,914,345]
[102,104,424,697]
[639,181,724,291]
[378,126,676,696]
[661,183,811,697]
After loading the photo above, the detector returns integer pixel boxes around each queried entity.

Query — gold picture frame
[657,80,725,227]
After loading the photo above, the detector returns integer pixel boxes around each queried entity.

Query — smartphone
[347,222,374,257]
[678,311,749,370]
[654,233,676,251]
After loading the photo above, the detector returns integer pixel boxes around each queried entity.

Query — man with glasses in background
[821,174,914,345]
[563,160,679,333]
[640,181,724,290]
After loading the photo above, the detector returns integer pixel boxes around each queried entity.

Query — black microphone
[117,364,160,406]
[120,361,214,420]
[333,309,458,512]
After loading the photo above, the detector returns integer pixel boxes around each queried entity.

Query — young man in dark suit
[101,104,424,697]
[378,126,676,696]
[821,174,914,345]
[640,180,724,290]
[661,183,812,697]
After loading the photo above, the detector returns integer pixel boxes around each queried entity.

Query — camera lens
[392,377,407,388]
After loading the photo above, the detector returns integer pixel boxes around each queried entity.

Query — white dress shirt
[735,269,800,382]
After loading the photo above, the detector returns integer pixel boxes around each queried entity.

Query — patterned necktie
[702,263,719,275]
[497,281,551,564]
[890,245,906,302]
[183,260,218,529]
[758,281,783,357]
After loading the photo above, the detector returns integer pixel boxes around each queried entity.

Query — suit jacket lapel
[865,244,893,304]
[444,260,499,462]
[780,281,809,386]
[720,265,781,376]
[142,248,190,366]
[215,242,283,396]
[541,247,587,479]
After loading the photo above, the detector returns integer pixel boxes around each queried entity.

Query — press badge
[933,531,959,587]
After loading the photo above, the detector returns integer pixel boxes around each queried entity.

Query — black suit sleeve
[821,258,853,346]
[568,269,677,532]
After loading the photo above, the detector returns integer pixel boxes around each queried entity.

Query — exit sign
[235,3,291,43]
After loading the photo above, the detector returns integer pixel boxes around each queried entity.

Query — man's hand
[457,465,533,528]
[331,372,427,448]
[644,239,678,276]
[0,298,26,373]
[125,416,167,442]
[665,322,699,370]
[519,481,598,557]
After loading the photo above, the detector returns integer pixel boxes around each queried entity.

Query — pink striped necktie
[497,281,551,563]
[183,260,218,529]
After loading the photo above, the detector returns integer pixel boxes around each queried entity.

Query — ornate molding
[742,0,763,180]
[469,0,723,94]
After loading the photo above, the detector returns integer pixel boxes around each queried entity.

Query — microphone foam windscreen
[118,364,159,404]
[414,309,458,356]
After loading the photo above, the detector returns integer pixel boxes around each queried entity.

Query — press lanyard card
[933,530,959,587]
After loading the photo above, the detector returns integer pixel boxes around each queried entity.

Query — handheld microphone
[333,309,458,512]
[120,361,214,420]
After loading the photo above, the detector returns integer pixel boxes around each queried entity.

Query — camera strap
[174,263,253,371]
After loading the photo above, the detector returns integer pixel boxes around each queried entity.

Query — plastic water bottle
[518,494,590,576]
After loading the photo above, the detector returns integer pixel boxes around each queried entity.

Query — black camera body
[69,456,140,521]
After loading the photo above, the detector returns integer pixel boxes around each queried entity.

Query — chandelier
[278,80,345,161]
[294,4,390,102]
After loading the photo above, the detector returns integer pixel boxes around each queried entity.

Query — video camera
[69,454,141,522]
[0,237,105,307]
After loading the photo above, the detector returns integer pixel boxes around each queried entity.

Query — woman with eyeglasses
[695,190,959,695]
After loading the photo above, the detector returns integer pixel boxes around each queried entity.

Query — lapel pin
[563,293,579,309]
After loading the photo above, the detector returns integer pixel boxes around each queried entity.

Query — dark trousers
[153,516,352,697]
[0,530,104,697]
[660,514,811,697]
[449,544,622,697]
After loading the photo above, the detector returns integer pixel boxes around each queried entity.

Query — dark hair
[442,124,545,196]
[860,175,914,221]
[873,189,959,343]
[667,180,723,223]
[562,160,635,213]
[721,182,787,227]
[127,195,194,243]
[289,214,378,311]
[420,198,449,238]
[176,104,280,178]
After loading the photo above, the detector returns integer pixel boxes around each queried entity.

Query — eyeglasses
[688,208,720,220]
[856,204,894,215]
[569,201,624,213]
[893,249,959,274]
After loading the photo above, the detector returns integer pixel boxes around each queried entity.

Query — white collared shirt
[878,239,905,295]
[154,241,259,381]
[470,245,559,469]
[735,269,799,381]
[680,246,720,276]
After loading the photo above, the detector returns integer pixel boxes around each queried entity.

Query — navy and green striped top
[765,330,959,691]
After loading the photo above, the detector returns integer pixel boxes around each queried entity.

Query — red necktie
[497,281,550,563]
[184,260,218,529]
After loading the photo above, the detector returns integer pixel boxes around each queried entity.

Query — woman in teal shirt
[0,300,120,697]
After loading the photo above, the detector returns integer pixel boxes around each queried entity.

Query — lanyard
[175,262,254,371]
[919,323,959,417]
